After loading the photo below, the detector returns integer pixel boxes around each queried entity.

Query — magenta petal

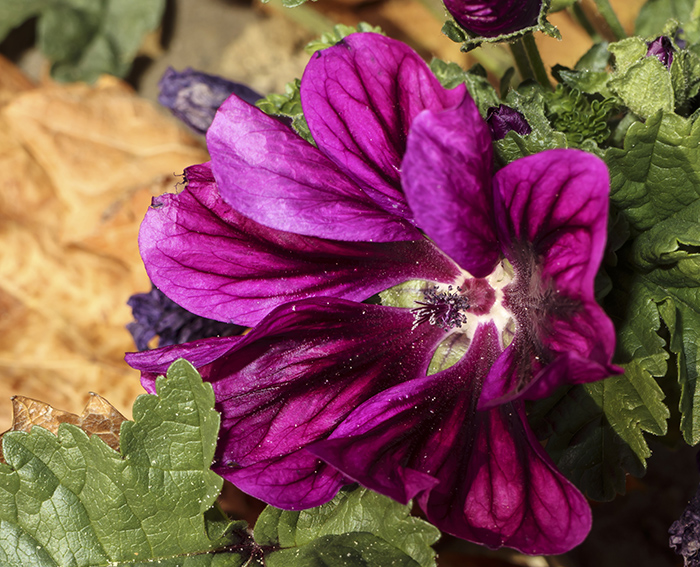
[140,163,461,326]
[310,323,500,505]
[125,335,244,393]
[301,33,466,217]
[131,298,445,509]
[479,149,620,406]
[223,451,348,510]
[402,95,499,278]
[494,149,609,295]
[427,402,591,554]
[207,94,420,242]
[311,324,590,554]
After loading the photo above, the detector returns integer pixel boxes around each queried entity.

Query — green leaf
[608,40,674,119]
[626,204,700,444]
[603,110,700,444]
[530,274,669,500]
[544,84,617,146]
[0,0,165,82]
[0,0,50,42]
[36,3,98,63]
[670,48,700,115]
[256,79,314,145]
[255,486,440,567]
[635,0,694,36]
[0,359,247,566]
[606,111,700,233]
[576,42,612,72]
[305,22,383,54]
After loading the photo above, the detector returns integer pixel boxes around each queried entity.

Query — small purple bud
[443,0,542,38]
[676,30,687,49]
[158,67,262,135]
[646,36,674,69]
[670,483,700,566]
[486,105,532,140]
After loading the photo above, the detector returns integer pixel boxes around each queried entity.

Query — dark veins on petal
[503,244,580,380]
[127,285,244,351]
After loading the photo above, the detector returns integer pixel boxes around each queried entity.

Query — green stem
[522,33,552,90]
[510,39,535,82]
[571,2,602,42]
[592,0,626,40]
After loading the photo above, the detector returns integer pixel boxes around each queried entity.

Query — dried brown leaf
[0,392,127,462]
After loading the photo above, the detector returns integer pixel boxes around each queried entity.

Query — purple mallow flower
[486,104,532,140]
[444,0,541,38]
[646,36,674,69]
[127,33,620,554]
[127,285,243,351]
[158,67,262,135]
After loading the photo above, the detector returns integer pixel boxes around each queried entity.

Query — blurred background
[0,0,693,565]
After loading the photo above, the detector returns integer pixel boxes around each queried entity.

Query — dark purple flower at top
[128,33,620,554]
[646,36,674,69]
[670,484,700,566]
[444,0,542,38]
[486,105,532,140]
[127,285,243,351]
[158,67,262,135]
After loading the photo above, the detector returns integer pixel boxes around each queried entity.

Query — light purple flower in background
[444,0,542,38]
[158,67,262,135]
[127,33,620,554]
[127,285,243,351]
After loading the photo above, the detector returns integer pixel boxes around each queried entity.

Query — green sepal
[608,39,675,119]
[255,486,440,567]
[0,359,247,566]
[493,84,568,164]
[256,79,314,145]
[305,22,384,54]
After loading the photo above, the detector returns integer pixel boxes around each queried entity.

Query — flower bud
[486,105,532,140]
[158,67,261,134]
[443,0,542,38]
[646,36,674,69]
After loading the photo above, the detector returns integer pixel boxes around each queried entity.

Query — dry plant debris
[0,392,127,462]
[0,54,208,430]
